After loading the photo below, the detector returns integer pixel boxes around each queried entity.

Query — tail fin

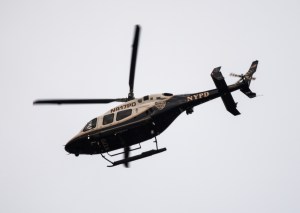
[240,60,258,98]
[244,60,258,85]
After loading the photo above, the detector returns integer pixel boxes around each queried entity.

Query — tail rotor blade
[230,73,256,81]
[230,73,243,78]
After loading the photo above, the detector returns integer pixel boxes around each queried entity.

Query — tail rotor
[230,60,258,85]
[231,60,259,98]
[230,73,256,82]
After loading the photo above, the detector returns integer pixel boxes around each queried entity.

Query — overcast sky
[1,0,300,212]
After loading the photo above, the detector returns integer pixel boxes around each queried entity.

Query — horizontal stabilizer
[211,67,240,116]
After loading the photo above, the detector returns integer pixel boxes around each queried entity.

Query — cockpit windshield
[83,118,97,132]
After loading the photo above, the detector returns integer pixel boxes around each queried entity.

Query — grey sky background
[1,0,299,212]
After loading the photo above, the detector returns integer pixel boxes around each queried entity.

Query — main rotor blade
[124,146,130,168]
[128,25,140,100]
[33,98,127,105]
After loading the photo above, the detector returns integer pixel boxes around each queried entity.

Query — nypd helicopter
[33,25,258,167]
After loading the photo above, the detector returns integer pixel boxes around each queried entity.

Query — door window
[103,114,114,125]
[116,109,132,121]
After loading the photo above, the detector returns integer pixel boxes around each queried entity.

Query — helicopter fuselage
[33,24,258,167]
[64,82,243,156]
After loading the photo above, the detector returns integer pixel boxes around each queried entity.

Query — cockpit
[81,93,173,132]
[82,118,97,132]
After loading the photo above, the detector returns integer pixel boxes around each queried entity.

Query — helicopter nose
[65,138,81,156]
[64,142,72,153]
[65,140,76,153]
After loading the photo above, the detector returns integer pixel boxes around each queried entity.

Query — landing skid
[100,136,167,167]
[107,148,166,167]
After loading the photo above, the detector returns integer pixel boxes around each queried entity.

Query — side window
[103,114,114,125]
[143,95,149,101]
[83,118,97,132]
[116,109,132,121]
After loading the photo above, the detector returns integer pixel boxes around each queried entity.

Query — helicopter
[34,25,258,168]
